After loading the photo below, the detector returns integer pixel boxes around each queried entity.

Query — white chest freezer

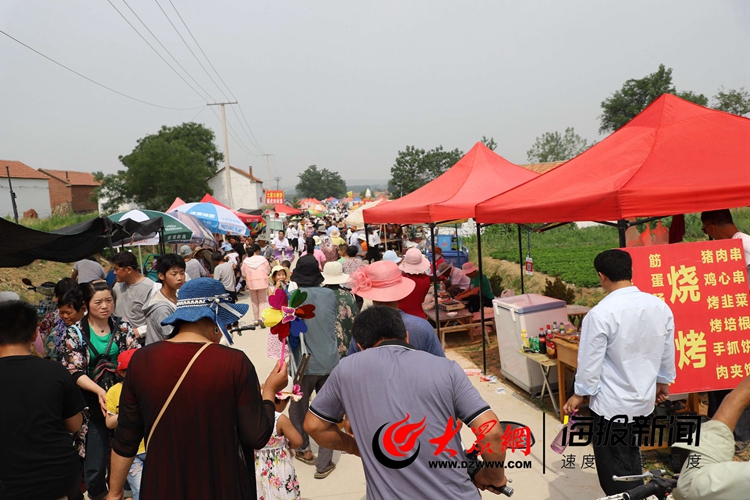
[493,294,567,395]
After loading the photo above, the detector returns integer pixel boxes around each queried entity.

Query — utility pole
[262,154,273,194]
[274,176,281,190]
[207,101,238,208]
[6,166,19,223]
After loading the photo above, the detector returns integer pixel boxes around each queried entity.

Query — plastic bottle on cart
[552,321,558,333]
[547,333,557,359]
[538,327,547,355]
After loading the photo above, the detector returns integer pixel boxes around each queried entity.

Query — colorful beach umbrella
[174,202,249,235]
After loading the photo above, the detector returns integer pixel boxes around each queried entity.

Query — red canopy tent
[200,193,262,223]
[363,142,538,224]
[476,94,750,230]
[363,142,538,374]
[166,197,185,212]
[274,204,302,216]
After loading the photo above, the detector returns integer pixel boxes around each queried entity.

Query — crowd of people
[9,209,750,499]
[0,210,511,500]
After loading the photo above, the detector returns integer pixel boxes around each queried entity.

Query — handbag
[79,325,120,392]
[146,342,212,451]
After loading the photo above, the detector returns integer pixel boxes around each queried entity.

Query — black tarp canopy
[0,216,162,268]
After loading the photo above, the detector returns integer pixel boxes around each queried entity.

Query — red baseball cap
[117,349,138,371]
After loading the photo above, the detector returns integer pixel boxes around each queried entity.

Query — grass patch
[10,213,99,232]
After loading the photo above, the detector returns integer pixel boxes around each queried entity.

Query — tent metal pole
[430,223,441,343]
[477,222,486,374]
[617,219,628,248]
[518,224,525,294]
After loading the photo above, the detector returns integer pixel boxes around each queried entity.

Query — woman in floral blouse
[321,262,359,358]
[37,277,77,361]
[59,280,140,500]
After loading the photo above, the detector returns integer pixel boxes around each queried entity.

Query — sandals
[314,463,336,479]
[296,452,316,465]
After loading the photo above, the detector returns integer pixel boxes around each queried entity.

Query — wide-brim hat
[291,254,324,287]
[268,264,289,285]
[161,278,248,345]
[357,233,366,241]
[337,222,346,229]
[382,250,402,264]
[330,228,341,238]
[399,248,430,275]
[178,245,192,257]
[437,262,453,276]
[221,242,233,252]
[322,261,350,285]
[347,261,415,302]
[462,262,479,275]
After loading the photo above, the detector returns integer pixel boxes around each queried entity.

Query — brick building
[38,169,101,213]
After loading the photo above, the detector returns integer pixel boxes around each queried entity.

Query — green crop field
[469,209,750,288]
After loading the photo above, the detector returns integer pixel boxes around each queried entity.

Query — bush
[543,277,576,304]
[487,273,503,295]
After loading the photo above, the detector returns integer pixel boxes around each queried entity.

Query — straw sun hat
[322,262,349,286]
[399,248,430,275]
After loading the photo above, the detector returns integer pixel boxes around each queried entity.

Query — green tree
[295,165,346,199]
[599,64,708,133]
[93,122,223,213]
[526,127,590,163]
[389,145,463,198]
[481,136,497,151]
[713,87,750,116]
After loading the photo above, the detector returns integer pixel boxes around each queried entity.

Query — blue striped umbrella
[174,202,249,235]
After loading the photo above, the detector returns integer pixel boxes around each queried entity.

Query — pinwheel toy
[261,289,316,366]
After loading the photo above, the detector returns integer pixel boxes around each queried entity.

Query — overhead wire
[162,0,267,154]
[0,29,202,110]
[117,0,217,102]
[206,106,258,156]
[153,0,229,101]
[105,0,211,103]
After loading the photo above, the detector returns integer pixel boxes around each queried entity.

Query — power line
[153,0,229,101]
[189,105,207,122]
[0,29,202,111]
[117,0,217,102]
[207,106,257,156]
[105,0,211,103]
[162,0,267,154]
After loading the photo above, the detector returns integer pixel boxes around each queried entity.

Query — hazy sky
[1,1,749,188]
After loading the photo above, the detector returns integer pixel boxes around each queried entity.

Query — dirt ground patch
[0,261,76,302]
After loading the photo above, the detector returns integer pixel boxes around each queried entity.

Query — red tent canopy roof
[274,204,302,215]
[166,197,186,212]
[476,94,750,224]
[363,142,538,224]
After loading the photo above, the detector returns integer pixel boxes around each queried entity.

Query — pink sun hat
[348,261,416,302]
[399,248,430,275]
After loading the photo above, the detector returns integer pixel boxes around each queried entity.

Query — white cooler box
[493,294,567,395]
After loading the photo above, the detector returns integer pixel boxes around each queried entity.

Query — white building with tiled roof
[207,165,265,210]
[0,160,51,218]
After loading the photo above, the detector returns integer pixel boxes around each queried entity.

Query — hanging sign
[525,255,534,276]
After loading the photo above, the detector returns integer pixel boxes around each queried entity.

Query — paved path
[232,293,604,500]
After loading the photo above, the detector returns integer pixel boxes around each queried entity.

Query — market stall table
[517,349,559,418]
[554,337,579,420]
[423,307,473,349]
